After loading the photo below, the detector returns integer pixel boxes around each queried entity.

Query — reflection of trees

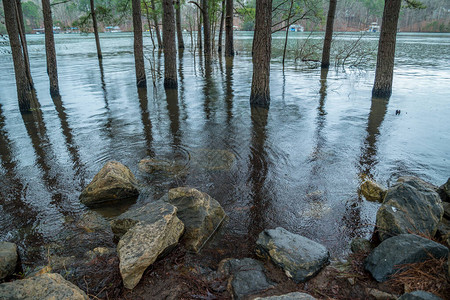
[165,88,181,147]
[137,88,154,157]
[247,106,270,241]
[359,97,389,179]
[225,57,234,124]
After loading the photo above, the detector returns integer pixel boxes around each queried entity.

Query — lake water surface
[0,32,449,271]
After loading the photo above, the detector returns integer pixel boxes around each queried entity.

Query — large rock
[0,273,88,299]
[254,292,316,300]
[80,161,139,207]
[164,187,226,252]
[256,227,329,283]
[364,234,449,282]
[398,290,443,300]
[360,179,387,202]
[438,178,450,202]
[218,258,273,300]
[0,242,18,280]
[115,200,184,289]
[376,177,443,241]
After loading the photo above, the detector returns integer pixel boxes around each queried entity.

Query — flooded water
[1,32,449,273]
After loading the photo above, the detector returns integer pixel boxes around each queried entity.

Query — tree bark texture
[42,0,60,96]
[162,0,178,89]
[217,0,225,52]
[90,0,102,60]
[201,0,211,56]
[321,0,337,69]
[250,0,272,107]
[150,0,163,48]
[3,0,34,112]
[225,0,234,56]
[15,0,33,87]
[132,0,147,87]
[372,0,402,98]
[175,0,185,49]
[197,10,202,50]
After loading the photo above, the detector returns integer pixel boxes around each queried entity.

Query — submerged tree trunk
[321,0,337,69]
[217,0,225,53]
[162,0,178,88]
[3,0,35,112]
[132,0,147,87]
[250,0,272,107]
[225,0,234,57]
[372,0,402,98]
[197,10,202,51]
[90,0,102,60]
[42,0,60,96]
[202,0,211,57]
[175,0,185,49]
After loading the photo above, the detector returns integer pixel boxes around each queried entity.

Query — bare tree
[321,0,337,69]
[132,0,147,87]
[162,0,178,88]
[225,0,234,57]
[42,0,60,96]
[250,0,272,107]
[202,0,211,56]
[218,0,225,52]
[175,0,185,49]
[90,0,102,60]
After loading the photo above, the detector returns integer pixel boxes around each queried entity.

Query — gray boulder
[254,292,316,300]
[164,187,226,252]
[376,177,443,241]
[256,227,329,283]
[218,258,273,300]
[398,290,443,300]
[115,200,184,289]
[364,234,449,282]
[0,273,88,299]
[80,161,139,207]
[360,179,387,202]
[438,178,450,202]
[0,242,18,280]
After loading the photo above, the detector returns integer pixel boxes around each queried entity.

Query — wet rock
[138,158,185,175]
[77,211,110,232]
[85,247,115,260]
[0,273,88,299]
[80,161,139,207]
[190,149,236,171]
[436,217,450,245]
[350,238,373,253]
[254,292,317,300]
[165,187,226,252]
[443,202,450,219]
[376,177,443,241]
[116,200,184,289]
[365,288,398,300]
[218,258,273,299]
[438,178,450,202]
[397,176,439,193]
[364,234,449,282]
[0,242,18,280]
[360,179,387,202]
[397,290,443,300]
[256,227,329,283]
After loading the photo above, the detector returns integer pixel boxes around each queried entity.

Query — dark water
[0,32,449,270]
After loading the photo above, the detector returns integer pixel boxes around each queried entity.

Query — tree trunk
[175,0,185,49]
[372,0,402,98]
[162,0,178,89]
[225,0,234,56]
[149,0,163,48]
[250,0,272,107]
[15,0,33,87]
[282,0,294,68]
[90,0,102,60]
[42,0,60,96]
[217,0,225,53]
[321,0,337,69]
[197,10,202,51]
[132,0,147,87]
[202,0,211,57]
[3,0,35,112]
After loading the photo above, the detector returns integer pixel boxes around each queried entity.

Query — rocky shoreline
[1,160,449,299]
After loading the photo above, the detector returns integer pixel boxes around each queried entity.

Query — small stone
[350,238,373,253]
[360,179,387,202]
[0,242,18,280]
[366,288,398,300]
[398,290,443,300]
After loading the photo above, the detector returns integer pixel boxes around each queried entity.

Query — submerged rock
[360,179,387,202]
[376,177,443,241]
[398,290,443,300]
[364,234,449,282]
[138,158,186,176]
[254,292,316,300]
[0,273,88,299]
[190,149,236,171]
[114,200,184,289]
[256,227,329,283]
[218,258,273,300]
[0,242,18,280]
[80,161,139,207]
[165,187,226,252]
